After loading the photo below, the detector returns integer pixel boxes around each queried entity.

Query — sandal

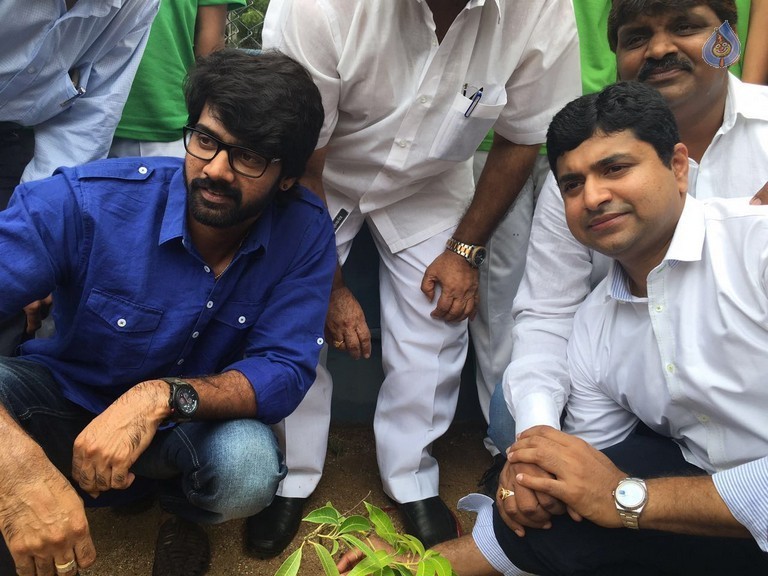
[152,516,211,576]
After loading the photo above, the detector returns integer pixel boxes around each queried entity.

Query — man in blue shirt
[0,49,336,576]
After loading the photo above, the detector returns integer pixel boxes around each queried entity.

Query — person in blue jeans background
[0,49,335,576]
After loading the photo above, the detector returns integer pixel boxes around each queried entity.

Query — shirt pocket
[428,89,507,162]
[19,64,92,125]
[85,289,163,370]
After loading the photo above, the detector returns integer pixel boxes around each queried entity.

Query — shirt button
[138,166,148,175]
[238,316,246,324]
[317,337,324,345]
[177,359,185,365]
[192,331,199,339]
[655,305,664,312]
[204,266,211,273]
[116,318,127,327]
[206,301,214,309]
[698,414,710,423]
[419,96,428,103]
[397,140,407,148]
[666,363,675,374]
[27,67,36,74]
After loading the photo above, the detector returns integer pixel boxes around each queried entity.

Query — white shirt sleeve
[493,0,580,145]
[712,456,768,552]
[503,173,608,434]
[262,0,341,148]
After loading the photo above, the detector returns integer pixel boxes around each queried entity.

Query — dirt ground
[79,422,491,576]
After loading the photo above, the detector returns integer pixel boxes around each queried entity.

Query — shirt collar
[606,195,705,302]
[721,72,768,132]
[158,168,273,257]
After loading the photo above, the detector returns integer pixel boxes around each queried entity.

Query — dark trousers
[494,427,768,575]
[0,122,34,210]
[0,123,35,358]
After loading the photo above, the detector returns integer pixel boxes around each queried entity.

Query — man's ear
[671,142,689,197]
[279,177,297,191]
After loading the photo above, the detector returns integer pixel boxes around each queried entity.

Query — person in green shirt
[110,0,246,158]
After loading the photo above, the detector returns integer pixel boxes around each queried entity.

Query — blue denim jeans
[487,380,517,453]
[0,357,286,525]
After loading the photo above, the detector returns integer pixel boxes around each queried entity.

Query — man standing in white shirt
[491,0,768,525]
[254,0,580,554]
[338,80,768,576]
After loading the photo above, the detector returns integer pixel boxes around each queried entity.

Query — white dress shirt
[504,74,768,434]
[565,196,768,549]
[0,0,159,182]
[263,0,579,252]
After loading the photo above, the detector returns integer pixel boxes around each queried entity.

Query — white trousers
[468,151,535,431]
[109,137,186,158]
[274,219,469,503]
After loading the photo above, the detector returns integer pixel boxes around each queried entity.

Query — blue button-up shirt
[0,0,159,182]
[0,157,336,424]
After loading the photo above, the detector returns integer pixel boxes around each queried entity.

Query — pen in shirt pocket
[464,87,483,117]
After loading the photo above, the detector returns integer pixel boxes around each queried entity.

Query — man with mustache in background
[487,0,768,529]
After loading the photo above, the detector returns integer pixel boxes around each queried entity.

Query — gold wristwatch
[445,238,487,268]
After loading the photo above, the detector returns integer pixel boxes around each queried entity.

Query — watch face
[175,386,199,417]
[616,479,646,509]
[472,247,487,267]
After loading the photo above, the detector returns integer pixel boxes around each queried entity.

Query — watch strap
[445,237,485,267]
[617,509,641,529]
[160,377,195,422]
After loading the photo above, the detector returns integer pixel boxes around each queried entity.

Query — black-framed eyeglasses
[183,126,280,178]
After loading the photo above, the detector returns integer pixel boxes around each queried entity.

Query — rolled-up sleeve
[226,204,336,424]
[712,456,768,552]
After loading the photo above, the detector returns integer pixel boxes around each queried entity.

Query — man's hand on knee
[508,426,627,527]
[496,459,565,537]
[1,457,96,575]
[72,380,168,497]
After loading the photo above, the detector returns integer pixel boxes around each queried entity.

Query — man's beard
[187,176,279,228]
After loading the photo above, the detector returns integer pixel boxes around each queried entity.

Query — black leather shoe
[399,496,461,548]
[245,496,307,559]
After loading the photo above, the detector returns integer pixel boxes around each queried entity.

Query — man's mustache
[638,55,694,82]
[191,177,240,200]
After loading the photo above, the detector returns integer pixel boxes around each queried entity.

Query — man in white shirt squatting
[338,81,768,575]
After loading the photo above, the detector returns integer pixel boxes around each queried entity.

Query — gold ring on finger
[498,487,515,501]
[55,559,78,574]
[333,340,344,348]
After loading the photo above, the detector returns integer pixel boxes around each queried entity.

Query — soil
[80,422,492,575]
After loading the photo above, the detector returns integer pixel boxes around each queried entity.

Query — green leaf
[311,541,341,576]
[347,554,386,576]
[304,503,343,526]
[340,534,377,559]
[431,555,453,576]
[273,546,303,576]
[339,515,373,535]
[329,538,340,556]
[365,502,399,545]
[395,533,425,557]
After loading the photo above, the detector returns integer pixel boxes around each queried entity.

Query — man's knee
[193,420,287,522]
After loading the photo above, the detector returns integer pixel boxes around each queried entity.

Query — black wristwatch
[160,377,199,422]
[445,237,487,268]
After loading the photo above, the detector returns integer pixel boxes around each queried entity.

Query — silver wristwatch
[613,477,647,529]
